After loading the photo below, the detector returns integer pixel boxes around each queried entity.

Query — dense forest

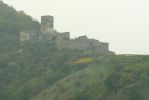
[0,1,149,100]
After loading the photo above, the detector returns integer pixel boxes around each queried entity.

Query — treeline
[0,43,93,100]
[0,1,40,52]
[0,1,40,34]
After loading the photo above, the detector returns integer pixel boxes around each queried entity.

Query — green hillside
[31,63,110,100]
[0,1,40,52]
[1,46,149,100]
[0,1,149,100]
[30,55,149,100]
[0,1,40,33]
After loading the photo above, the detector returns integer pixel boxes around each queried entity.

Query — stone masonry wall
[20,15,109,53]
[41,15,54,34]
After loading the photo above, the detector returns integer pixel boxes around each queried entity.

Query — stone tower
[41,15,54,34]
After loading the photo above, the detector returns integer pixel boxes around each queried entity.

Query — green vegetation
[30,55,149,100]
[1,47,149,100]
[0,1,149,100]
[0,1,40,33]
[0,1,40,52]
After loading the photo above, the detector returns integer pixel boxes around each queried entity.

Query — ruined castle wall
[52,32,70,49]
[100,42,109,52]
[59,32,70,40]
[65,36,109,53]
[19,15,109,53]
[20,30,40,44]
[69,36,91,49]
[20,31,30,42]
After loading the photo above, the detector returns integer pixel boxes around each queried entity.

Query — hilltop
[0,1,149,100]
[0,1,111,54]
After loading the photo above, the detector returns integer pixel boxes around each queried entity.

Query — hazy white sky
[3,0,149,54]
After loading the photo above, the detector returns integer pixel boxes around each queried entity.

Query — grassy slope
[31,63,111,100]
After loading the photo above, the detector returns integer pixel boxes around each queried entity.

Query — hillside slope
[31,63,110,100]
[0,1,149,100]
[0,1,40,33]
[0,1,40,52]
[31,55,149,100]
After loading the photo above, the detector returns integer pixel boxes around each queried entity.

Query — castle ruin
[41,15,54,34]
[20,15,109,53]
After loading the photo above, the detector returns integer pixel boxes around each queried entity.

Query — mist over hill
[0,1,149,100]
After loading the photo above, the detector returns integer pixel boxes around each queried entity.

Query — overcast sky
[3,0,149,54]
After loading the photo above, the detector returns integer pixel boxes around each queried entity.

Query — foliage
[0,1,40,33]
[0,1,149,100]
[0,1,40,53]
